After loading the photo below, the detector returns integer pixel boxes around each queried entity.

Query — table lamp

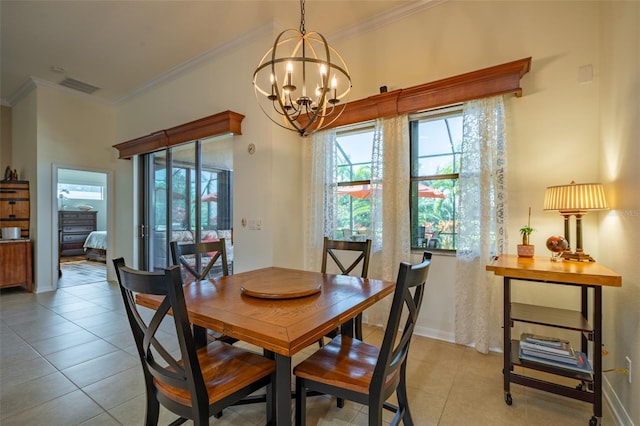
[543,181,607,262]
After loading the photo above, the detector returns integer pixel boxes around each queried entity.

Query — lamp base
[561,250,595,262]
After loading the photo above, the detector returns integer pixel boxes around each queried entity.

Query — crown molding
[330,0,447,43]
[117,2,447,105]
[4,2,448,108]
[6,78,37,106]
[115,20,276,105]
[7,76,111,107]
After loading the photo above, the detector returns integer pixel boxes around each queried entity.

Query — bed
[83,230,107,262]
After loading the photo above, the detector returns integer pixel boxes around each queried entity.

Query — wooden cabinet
[0,180,30,238]
[59,211,97,256]
[0,240,33,291]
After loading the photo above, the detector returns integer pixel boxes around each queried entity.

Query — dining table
[136,266,396,426]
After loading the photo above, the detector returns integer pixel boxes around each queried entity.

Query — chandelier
[252,0,352,136]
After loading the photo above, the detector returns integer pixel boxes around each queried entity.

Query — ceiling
[1,0,426,106]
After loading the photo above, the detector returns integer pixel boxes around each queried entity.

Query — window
[142,135,233,271]
[335,124,375,240]
[410,107,462,250]
[57,183,104,201]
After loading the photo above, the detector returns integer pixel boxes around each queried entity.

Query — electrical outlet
[625,356,632,384]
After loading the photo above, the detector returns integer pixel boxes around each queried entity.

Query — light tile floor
[0,270,615,425]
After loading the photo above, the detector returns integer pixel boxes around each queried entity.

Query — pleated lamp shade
[544,181,608,213]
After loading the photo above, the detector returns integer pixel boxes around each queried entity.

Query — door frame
[52,164,114,286]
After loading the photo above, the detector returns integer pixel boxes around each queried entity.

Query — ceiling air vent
[59,77,100,94]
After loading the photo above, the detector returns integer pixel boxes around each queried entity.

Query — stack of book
[518,333,593,374]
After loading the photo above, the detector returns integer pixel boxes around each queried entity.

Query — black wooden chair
[425,230,441,249]
[321,236,372,342]
[170,239,229,282]
[294,256,432,426]
[170,239,237,344]
[112,258,275,426]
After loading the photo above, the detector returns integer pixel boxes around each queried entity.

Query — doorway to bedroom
[56,167,108,288]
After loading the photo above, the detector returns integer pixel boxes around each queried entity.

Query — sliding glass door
[141,135,233,271]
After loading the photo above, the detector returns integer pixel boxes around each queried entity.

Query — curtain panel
[304,116,411,327]
[455,95,509,354]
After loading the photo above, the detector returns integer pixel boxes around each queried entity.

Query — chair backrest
[371,256,431,399]
[112,257,209,414]
[170,239,229,282]
[426,230,441,248]
[321,236,372,278]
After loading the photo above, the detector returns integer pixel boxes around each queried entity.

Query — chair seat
[155,341,275,407]
[294,335,399,395]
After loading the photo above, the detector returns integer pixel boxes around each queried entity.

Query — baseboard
[603,374,635,426]
[414,325,455,343]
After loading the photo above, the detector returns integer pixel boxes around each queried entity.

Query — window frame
[334,122,376,240]
[409,106,463,251]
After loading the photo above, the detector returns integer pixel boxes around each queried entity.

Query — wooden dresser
[59,210,97,256]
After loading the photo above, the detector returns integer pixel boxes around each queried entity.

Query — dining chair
[112,258,275,426]
[170,239,237,344]
[321,236,372,342]
[170,239,229,282]
[425,230,441,248]
[294,256,432,426]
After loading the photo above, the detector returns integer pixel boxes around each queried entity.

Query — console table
[486,255,621,426]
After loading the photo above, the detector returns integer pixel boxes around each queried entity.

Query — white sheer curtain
[367,115,411,327]
[303,115,410,327]
[303,128,336,271]
[455,96,508,354]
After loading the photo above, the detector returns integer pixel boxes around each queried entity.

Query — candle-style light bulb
[286,62,293,86]
[267,73,277,101]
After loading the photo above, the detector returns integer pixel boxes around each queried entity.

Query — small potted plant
[517,207,535,258]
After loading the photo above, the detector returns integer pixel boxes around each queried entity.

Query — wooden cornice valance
[323,57,531,130]
[113,110,245,159]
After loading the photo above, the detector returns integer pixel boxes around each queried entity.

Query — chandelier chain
[299,0,306,34]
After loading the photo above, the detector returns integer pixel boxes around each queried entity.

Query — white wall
[0,105,12,166]
[598,2,639,423]
[13,86,117,291]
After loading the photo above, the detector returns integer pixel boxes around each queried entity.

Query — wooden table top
[136,266,396,356]
[486,255,621,287]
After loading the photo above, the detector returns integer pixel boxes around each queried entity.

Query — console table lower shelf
[508,340,594,405]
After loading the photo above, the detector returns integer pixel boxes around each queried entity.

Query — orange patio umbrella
[337,184,445,199]
[201,193,218,202]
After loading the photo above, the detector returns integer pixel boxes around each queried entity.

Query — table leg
[340,318,355,338]
[593,286,602,419]
[192,325,207,348]
[503,277,512,405]
[274,353,292,426]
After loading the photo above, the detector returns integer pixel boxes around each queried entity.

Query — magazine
[519,348,593,374]
[520,333,574,357]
